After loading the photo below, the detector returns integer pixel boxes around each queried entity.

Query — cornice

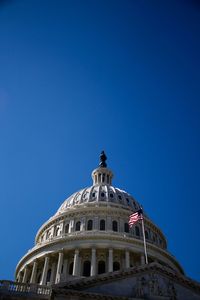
[15,231,182,276]
[55,262,200,295]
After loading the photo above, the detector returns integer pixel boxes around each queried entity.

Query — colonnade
[18,248,146,285]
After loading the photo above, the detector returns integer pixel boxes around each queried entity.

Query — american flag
[128,208,143,228]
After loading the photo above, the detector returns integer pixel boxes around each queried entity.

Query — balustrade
[0,280,51,297]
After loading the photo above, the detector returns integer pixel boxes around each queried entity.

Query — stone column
[55,252,64,283]
[94,216,98,230]
[108,249,113,272]
[141,254,145,265]
[107,216,112,231]
[45,231,48,240]
[80,217,86,231]
[41,256,49,285]
[90,248,96,276]
[62,259,68,281]
[69,219,74,233]
[50,262,56,284]
[125,250,130,269]
[30,261,38,284]
[22,267,29,283]
[60,222,64,235]
[72,249,79,276]
[18,272,23,283]
[51,226,55,237]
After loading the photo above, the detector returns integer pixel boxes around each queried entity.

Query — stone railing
[0,280,51,298]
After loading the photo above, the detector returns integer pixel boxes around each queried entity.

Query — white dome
[56,185,140,214]
[56,163,140,214]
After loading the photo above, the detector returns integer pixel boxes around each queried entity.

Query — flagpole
[141,217,148,264]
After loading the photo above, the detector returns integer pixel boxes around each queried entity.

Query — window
[92,192,95,197]
[65,224,69,233]
[101,192,105,197]
[75,221,81,231]
[112,220,118,232]
[113,261,120,271]
[69,262,74,275]
[110,193,114,198]
[124,223,129,233]
[118,195,122,200]
[98,261,106,274]
[83,261,91,277]
[145,230,149,239]
[100,219,105,230]
[55,227,60,236]
[135,226,140,237]
[87,220,93,230]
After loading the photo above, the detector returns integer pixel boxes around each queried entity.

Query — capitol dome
[56,169,140,213]
[15,152,183,286]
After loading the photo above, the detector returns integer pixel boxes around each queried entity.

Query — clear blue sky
[0,0,200,282]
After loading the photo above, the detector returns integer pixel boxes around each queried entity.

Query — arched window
[55,227,60,236]
[100,219,105,230]
[112,220,118,232]
[98,261,106,274]
[69,262,74,275]
[46,269,51,283]
[65,224,69,234]
[75,221,81,231]
[135,226,140,237]
[113,261,120,271]
[87,220,93,231]
[145,230,149,239]
[124,223,129,233]
[82,261,91,277]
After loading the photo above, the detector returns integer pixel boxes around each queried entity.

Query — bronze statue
[99,151,107,168]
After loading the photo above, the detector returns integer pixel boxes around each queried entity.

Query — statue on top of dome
[99,151,107,168]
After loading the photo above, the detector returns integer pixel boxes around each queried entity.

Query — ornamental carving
[133,273,177,299]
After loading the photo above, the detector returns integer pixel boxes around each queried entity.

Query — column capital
[75,249,79,255]
[55,249,64,255]
[43,256,50,264]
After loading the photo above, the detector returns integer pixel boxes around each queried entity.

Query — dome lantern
[92,151,113,185]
